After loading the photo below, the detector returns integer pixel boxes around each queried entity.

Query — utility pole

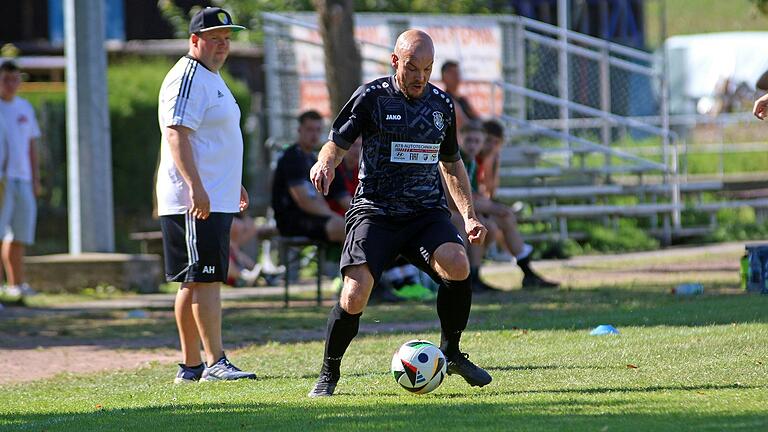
[64,0,115,253]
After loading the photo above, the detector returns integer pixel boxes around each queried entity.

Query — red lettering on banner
[299,81,331,118]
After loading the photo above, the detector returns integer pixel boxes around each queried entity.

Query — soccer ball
[391,339,447,394]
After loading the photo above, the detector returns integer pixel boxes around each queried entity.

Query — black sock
[321,302,361,378]
[517,256,536,278]
[436,276,472,359]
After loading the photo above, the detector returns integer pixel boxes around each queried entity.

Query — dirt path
[0,346,179,385]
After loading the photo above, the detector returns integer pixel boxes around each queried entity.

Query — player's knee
[339,265,374,313]
[434,245,470,281]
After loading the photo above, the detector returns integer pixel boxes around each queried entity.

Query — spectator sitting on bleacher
[272,110,345,243]
[226,214,278,287]
[458,121,559,290]
[441,60,479,132]
[478,120,505,199]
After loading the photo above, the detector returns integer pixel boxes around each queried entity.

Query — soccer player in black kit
[308,29,493,397]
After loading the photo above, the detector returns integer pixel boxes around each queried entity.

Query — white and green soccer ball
[391,339,447,394]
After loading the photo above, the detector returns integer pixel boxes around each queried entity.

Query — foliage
[157,0,517,43]
[24,57,251,253]
[752,0,768,14]
[708,206,768,242]
[581,219,660,253]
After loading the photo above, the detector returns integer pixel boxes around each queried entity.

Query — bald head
[391,29,435,99]
[394,30,435,58]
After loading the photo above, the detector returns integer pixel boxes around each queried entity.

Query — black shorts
[340,209,464,283]
[276,211,330,241]
[160,212,233,283]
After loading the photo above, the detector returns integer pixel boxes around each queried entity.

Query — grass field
[2,247,767,431]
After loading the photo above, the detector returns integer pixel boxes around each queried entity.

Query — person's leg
[3,241,24,286]
[309,263,374,397]
[429,242,492,386]
[189,282,224,365]
[429,242,471,356]
[175,284,203,367]
[404,212,492,387]
[493,211,524,257]
[310,215,399,397]
[469,217,502,292]
[325,263,374,368]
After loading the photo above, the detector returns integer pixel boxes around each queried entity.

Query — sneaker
[445,352,492,387]
[393,283,436,301]
[173,363,205,384]
[239,264,262,286]
[200,356,256,381]
[307,371,339,397]
[522,274,560,290]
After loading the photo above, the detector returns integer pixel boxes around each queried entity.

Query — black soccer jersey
[329,75,460,217]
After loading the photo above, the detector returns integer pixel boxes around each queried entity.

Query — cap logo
[217,12,229,24]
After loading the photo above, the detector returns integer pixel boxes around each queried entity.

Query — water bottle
[672,283,703,296]
[740,250,749,290]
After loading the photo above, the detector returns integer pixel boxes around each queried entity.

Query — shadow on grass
[2,397,766,432]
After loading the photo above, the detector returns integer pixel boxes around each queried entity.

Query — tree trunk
[313,0,362,118]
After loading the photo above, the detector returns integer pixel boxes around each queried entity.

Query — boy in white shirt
[0,60,40,299]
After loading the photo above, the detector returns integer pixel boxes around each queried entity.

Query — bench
[129,231,163,254]
[275,235,331,308]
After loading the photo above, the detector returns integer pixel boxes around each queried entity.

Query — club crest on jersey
[433,111,445,131]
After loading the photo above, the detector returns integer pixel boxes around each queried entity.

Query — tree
[313,0,362,118]
[753,0,768,14]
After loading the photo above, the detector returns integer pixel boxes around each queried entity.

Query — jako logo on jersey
[386,114,402,121]
[433,111,444,130]
[217,90,225,98]
[202,265,216,274]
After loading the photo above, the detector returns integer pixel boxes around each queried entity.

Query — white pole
[558,0,571,163]
[65,0,115,253]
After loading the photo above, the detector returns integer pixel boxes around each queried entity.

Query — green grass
[2,250,768,431]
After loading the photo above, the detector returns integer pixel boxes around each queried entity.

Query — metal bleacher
[261,12,767,246]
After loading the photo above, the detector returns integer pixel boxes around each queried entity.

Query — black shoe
[445,352,492,387]
[307,371,339,397]
[522,274,560,290]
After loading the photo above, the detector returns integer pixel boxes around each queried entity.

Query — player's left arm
[439,99,486,244]
[440,160,486,245]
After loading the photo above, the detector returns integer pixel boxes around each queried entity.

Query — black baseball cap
[189,7,246,34]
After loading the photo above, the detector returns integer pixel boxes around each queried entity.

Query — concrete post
[65,0,115,253]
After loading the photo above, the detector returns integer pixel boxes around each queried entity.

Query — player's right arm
[166,125,210,219]
[311,84,368,195]
[310,141,347,195]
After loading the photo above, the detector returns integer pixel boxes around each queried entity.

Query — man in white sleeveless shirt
[156,7,255,383]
